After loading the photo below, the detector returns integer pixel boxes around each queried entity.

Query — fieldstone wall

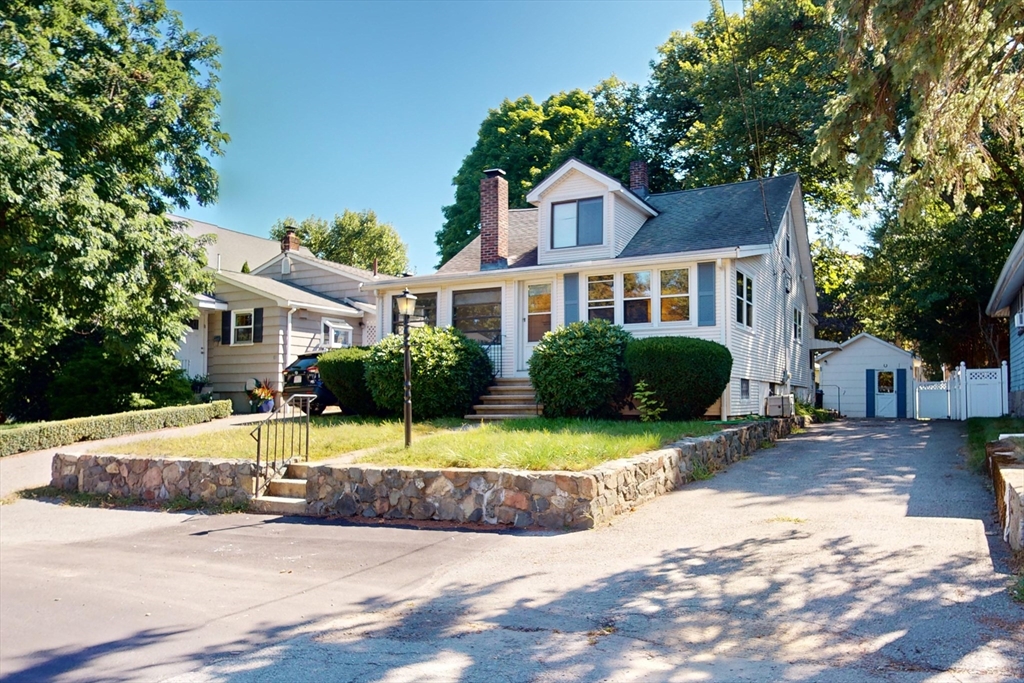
[308,417,798,530]
[986,440,1024,551]
[51,453,255,505]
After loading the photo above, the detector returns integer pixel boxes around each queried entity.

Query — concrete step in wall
[479,393,538,405]
[251,495,307,515]
[464,413,541,421]
[267,478,306,498]
[467,378,540,421]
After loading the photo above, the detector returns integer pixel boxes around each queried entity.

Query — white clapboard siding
[537,169,614,266]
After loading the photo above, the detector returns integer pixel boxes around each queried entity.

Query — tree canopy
[816,0,1024,213]
[270,210,409,276]
[0,0,226,405]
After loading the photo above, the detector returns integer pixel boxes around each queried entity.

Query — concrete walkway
[0,413,265,498]
[1,420,1021,682]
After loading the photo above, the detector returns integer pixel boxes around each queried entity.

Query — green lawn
[361,418,721,472]
[95,415,461,461]
[965,417,1024,471]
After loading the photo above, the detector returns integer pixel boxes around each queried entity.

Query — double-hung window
[232,310,254,344]
[623,271,652,324]
[793,308,803,340]
[660,268,690,322]
[736,271,754,327]
[588,274,615,321]
[552,197,603,249]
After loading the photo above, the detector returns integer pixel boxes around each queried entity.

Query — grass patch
[766,515,807,524]
[361,418,720,472]
[964,417,1024,472]
[94,415,462,461]
[11,486,249,513]
[690,458,718,481]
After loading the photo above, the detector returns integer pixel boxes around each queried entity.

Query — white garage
[817,333,923,418]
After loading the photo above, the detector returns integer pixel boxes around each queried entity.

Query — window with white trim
[322,319,353,348]
[623,271,652,324]
[736,271,754,327]
[793,308,803,340]
[660,268,690,322]
[552,197,603,249]
[785,213,792,259]
[588,274,615,321]
[232,309,254,344]
[741,379,750,399]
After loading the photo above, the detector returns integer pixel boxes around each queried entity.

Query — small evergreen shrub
[625,337,732,420]
[528,319,632,418]
[365,326,492,419]
[317,347,382,415]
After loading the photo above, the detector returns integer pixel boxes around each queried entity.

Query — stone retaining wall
[51,453,255,505]
[307,417,798,529]
[986,440,1024,551]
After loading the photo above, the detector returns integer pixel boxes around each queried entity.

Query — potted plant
[248,378,277,413]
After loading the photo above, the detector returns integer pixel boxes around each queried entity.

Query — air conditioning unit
[1015,312,1024,329]
[766,395,794,417]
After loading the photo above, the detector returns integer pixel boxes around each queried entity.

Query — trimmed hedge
[0,401,233,457]
[528,319,633,418]
[317,347,382,415]
[365,326,493,419]
[625,337,733,420]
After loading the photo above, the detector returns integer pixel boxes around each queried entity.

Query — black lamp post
[394,288,417,448]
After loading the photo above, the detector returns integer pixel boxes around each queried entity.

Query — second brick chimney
[281,225,301,253]
[479,168,509,270]
[629,160,650,198]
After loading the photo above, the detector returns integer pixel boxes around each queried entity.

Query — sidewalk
[0,413,265,498]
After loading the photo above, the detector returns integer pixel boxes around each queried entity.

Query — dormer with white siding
[525,159,657,266]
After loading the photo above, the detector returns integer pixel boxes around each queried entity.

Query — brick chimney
[629,160,650,198]
[479,168,508,270]
[281,225,300,252]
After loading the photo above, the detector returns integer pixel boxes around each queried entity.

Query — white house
[173,217,380,413]
[985,228,1024,416]
[370,159,826,418]
[817,333,923,418]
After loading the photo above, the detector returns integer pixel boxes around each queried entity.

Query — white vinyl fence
[915,361,1008,420]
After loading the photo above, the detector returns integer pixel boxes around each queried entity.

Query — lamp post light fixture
[394,288,417,448]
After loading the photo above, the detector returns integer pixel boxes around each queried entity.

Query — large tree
[648,0,854,213]
[816,0,1024,213]
[811,238,864,342]
[270,210,409,276]
[434,85,669,267]
[0,0,225,383]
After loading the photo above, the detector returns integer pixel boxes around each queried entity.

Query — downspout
[718,257,729,421]
[282,307,297,406]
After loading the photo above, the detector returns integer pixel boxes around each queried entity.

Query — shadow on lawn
[4,532,1020,682]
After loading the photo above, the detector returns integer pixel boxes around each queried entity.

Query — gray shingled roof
[216,270,361,315]
[433,174,799,273]
[619,174,799,258]
[172,215,314,272]
[436,209,539,274]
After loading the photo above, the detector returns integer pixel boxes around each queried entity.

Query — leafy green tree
[816,0,1024,213]
[435,85,670,266]
[0,0,225,417]
[648,0,854,213]
[270,210,409,276]
[810,238,863,342]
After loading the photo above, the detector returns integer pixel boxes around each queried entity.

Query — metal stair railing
[250,393,315,495]
[480,333,503,379]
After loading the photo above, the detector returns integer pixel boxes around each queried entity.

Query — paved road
[1,420,1021,682]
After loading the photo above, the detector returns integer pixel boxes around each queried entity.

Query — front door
[175,314,208,377]
[520,281,552,370]
[875,370,896,418]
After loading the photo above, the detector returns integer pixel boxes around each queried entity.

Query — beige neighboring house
[171,216,380,413]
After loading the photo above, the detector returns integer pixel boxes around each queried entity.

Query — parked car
[282,352,337,416]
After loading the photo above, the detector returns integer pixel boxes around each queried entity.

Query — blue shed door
[896,369,907,418]
[865,369,875,417]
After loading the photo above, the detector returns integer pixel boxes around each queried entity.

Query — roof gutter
[986,229,1024,316]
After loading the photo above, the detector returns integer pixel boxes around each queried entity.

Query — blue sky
[167,1,775,274]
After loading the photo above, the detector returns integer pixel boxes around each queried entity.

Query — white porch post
[1002,360,1009,416]
[959,361,968,421]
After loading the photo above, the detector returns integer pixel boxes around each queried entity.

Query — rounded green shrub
[317,347,382,415]
[528,319,632,418]
[365,326,493,419]
[624,336,733,420]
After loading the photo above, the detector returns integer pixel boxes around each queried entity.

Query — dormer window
[552,197,603,249]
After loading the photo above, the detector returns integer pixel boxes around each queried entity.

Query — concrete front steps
[252,463,308,514]
[466,378,541,421]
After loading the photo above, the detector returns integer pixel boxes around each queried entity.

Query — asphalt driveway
[1,420,1021,682]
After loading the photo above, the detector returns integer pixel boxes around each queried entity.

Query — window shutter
[896,369,907,418]
[563,273,579,324]
[697,262,716,327]
[253,308,264,343]
[865,369,875,417]
[221,311,231,346]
